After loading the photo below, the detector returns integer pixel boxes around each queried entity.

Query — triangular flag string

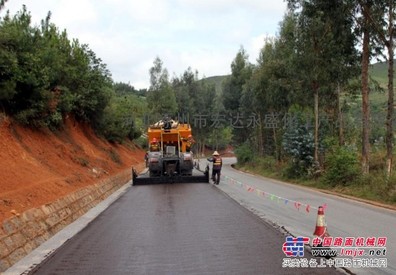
[221,174,323,214]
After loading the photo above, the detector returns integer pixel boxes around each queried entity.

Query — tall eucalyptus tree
[288,0,358,167]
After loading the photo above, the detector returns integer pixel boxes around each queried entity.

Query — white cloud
[125,1,170,23]
[177,0,286,15]
[1,0,287,89]
[56,0,97,27]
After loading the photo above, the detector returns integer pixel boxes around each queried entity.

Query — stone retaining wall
[0,169,131,272]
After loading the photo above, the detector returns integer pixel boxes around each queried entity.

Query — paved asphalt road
[200,157,395,275]
[29,182,340,275]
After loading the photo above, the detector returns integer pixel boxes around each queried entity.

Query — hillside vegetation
[202,61,394,100]
[0,7,146,143]
[200,75,228,95]
[370,60,396,85]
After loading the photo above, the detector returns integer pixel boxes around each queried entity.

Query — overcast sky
[1,0,288,89]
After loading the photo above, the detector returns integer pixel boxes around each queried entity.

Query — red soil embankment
[0,115,144,222]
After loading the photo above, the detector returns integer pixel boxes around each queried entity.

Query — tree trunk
[337,83,344,146]
[386,2,394,178]
[198,140,205,157]
[196,141,200,157]
[314,87,319,165]
[272,125,279,161]
[361,12,370,175]
[258,112,264,156]
[215,130,219,151]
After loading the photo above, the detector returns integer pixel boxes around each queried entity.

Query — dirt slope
[0,115,145,222]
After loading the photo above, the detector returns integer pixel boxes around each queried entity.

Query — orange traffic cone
[313,206,332,259]
[313,206,329,238]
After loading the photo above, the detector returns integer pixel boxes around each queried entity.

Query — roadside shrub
[389,175,396,203]
[134,136,148,149]
[46,111,63,129]
[283,160,311,179]
[369,151,386,171]
[57,87,76,113]
[282,124,316,178]
[256,156,277,171]
[323,147,360,186]
[235,143,254,165]
[348,172,396,203]
[14,109,40,126]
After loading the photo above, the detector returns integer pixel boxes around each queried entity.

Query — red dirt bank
[0,115,144,223]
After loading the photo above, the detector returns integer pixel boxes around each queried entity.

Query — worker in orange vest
[207,151,222,184]
[150,138,160,152]
[185,134,195,152]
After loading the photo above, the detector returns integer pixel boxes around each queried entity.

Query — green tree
[0,13,17,104]
[364,1,395,177]
[114,82,146,97]
[0,6,52,124]
[69,43,113,125]
[380,1,395,177]
[359,0,373,175]
[242,23,299,158]
[98,93,146,142]
[171,67,217,155]
[0,6,113,129]
[223,47,252,111]
[288,0,358,167]
[346,0,387,174]
[223,47,253,145]
[147,57,177,118]
[173,67,199,118]
[194,80,217,155]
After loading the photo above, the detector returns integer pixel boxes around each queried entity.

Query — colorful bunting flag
[221,175,325,215]
[294,202,301,210]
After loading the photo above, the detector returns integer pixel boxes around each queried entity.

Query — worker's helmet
[152,138,157,143]
[213,151,219,156]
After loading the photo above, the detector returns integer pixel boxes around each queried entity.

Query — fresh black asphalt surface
[31,183,341,275]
